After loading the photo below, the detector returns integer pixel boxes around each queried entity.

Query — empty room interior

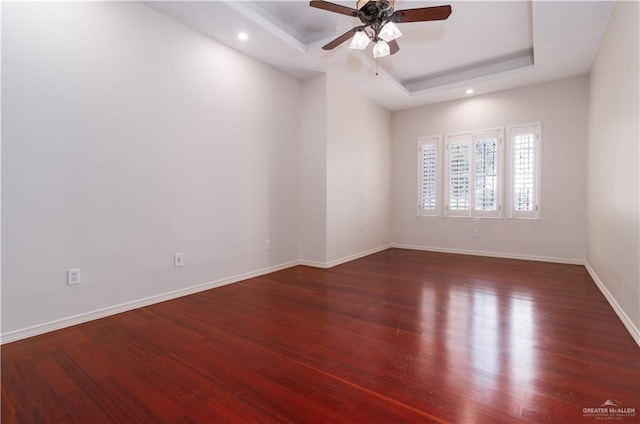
[1,1,639,423]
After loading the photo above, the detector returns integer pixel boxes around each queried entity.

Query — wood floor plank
[2,249,639,423]
[56,389,112,423]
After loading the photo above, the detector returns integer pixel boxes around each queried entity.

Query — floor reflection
[471,289,499,389]
[409,275,539,418]
[444,287,471,388]
[419,287,437,339]
[509,296,535,396]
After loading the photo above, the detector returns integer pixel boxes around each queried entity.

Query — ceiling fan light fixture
[373,40,390,58]
[379,21,402,42]
[349,30,371,50]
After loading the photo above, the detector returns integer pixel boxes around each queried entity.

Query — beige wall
[1,2,393,339]
[299,74,392,266]
[391,77,589,262]
[2,2,301,334]
[326,74,391,264]
[299,75,328,264]
[586,1,639,340]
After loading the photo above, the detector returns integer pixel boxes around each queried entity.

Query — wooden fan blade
[392,5,451,23]
[388,39,400,55]
[310,1,358,17]
[322,28,357,50]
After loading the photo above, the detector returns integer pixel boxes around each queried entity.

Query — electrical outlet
[473,229,480,238]
[67,268,80,285]
[174,252,184,267]
[264,240,270,250]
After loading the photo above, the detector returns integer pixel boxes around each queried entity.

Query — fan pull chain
[375,58,379,76]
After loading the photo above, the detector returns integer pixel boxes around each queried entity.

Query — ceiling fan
[310,0,452,58]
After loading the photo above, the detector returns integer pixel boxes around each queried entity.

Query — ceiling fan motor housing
[357,0,394,11]
[357,0,395,21]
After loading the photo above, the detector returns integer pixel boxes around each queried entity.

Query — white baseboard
[297,259,328,268]
[585,262,640,347]
[0,260,300,345]
[6,247,636,349]
[299,244,391,269]
[1,245,392,344]
[396,244,639,346]
[391,244,639,346]
[0,245,389,345]
[390,243,584,265]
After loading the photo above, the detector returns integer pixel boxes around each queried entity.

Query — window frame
[444,133,472,218]
[506,123,542,220]
[416,135,442,217]
[444,128,504,219]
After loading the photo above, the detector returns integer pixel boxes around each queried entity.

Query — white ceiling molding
[145,1,614,111]
[224,1,308,54]
[405,49,535,92]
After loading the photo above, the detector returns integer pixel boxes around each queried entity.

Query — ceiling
[145,1,613,111]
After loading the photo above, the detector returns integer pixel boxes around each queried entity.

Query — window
[416,124,540,220]
[475,137,499,213]
[446,135,471,216]
[417,136,441,216]
[444,129,503,218]
[508,123,541,219]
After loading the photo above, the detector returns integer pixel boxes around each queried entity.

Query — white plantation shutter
[473,131,502,218]
[445,130,502,218]
[416,125,540,220]
[508,124,541,219]
[417,137,441,216]
[446,135,471,217]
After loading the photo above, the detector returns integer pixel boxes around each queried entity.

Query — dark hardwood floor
[2,249,639,423]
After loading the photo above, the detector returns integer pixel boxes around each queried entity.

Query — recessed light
[466,89,474,95]
[238,32,249,41]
